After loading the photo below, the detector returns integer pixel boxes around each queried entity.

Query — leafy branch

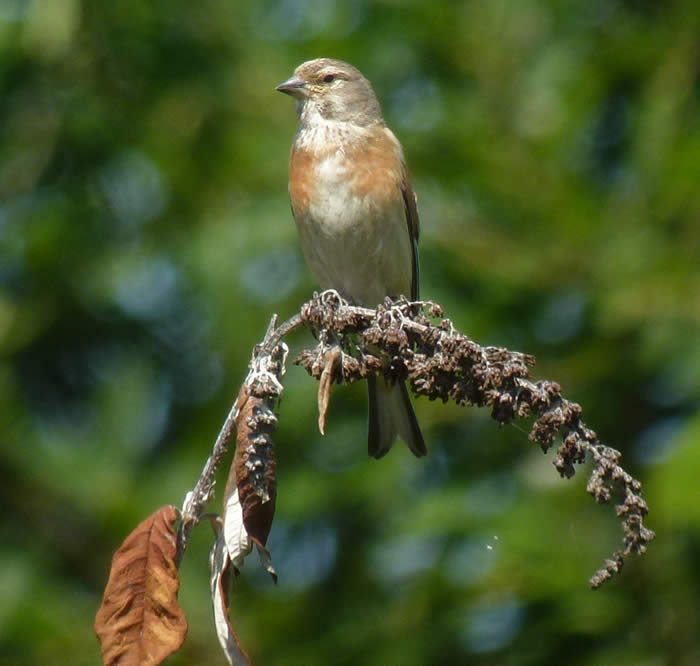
[95,290,655,665]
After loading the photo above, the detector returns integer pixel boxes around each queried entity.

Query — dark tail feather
[367,375,427,459]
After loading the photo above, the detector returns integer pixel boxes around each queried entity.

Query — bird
[276,57,427,459]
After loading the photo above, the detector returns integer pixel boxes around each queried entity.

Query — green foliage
[1,1,698,664]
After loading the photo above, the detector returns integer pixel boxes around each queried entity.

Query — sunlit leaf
[94,505,187,666]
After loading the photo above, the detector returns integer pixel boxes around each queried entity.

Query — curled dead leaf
[210,529,253,666]
[94,505,187,666]
[225,385,277,578]
[317,346,342,435]
[222,486,252,572]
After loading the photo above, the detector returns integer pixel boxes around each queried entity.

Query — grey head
[276,58,384,127]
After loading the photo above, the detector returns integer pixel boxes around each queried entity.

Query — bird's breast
[288,123,413,306]
[290,123,402,232]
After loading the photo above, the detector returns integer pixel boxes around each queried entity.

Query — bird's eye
[322,74,336,84]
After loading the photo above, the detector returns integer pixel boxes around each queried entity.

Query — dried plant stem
[176,315,294,566]
[177,290,654,587]
[176,396,242,567]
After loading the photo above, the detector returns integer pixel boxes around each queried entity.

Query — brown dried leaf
[210,530,253,666]
[95,505,187,666]
[317,346,342,435]
[225,386,277,569]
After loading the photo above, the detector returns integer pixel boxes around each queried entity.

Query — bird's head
[276,58,383,127]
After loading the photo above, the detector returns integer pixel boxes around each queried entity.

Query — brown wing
[400,165,420,300]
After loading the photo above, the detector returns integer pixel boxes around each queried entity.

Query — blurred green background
[1,1,699,664]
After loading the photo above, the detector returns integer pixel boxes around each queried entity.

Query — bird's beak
[275,76,307,97]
